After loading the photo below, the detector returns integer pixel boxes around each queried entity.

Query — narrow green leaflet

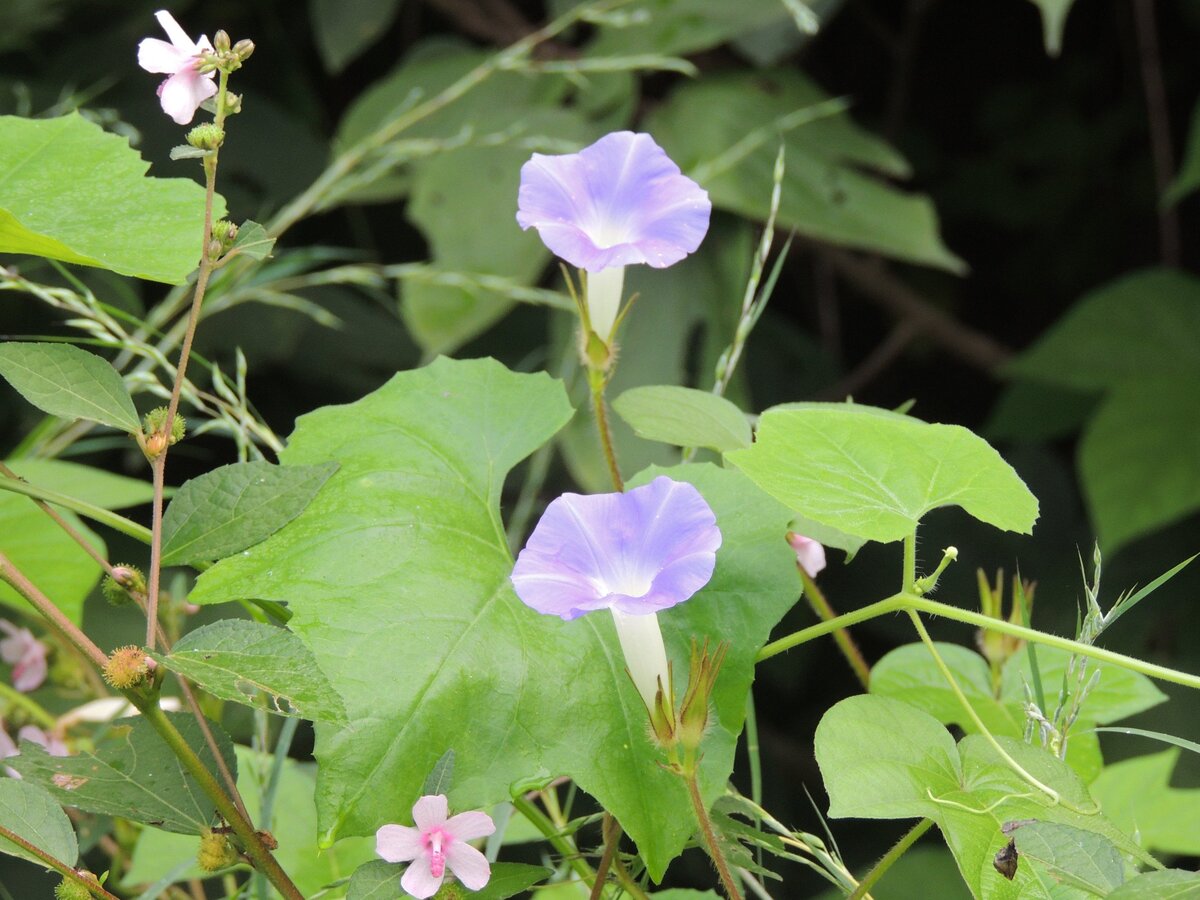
[0,779,78,869]
[1007,269,1200,391]
[647,70,964,272]
[3,459,155,509]
[347,860,550,900]
[726,404,1038,544]
[1107,871,1200,899]
[1089,750,1200,856]
[7,713,236,835]
[1009,821,1124,895]
[0,342,139,433]
[613,385,751,453]
[149,620,347,724]
[160,460,338,566]
[0,113,220,284]
[125,744,374,896]
[0,489,103,622]
[190,357,802,879]
[815,695,1147,898]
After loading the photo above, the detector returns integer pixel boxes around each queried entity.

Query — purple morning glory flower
[516,132,711,341]
[516,131,711,273]
[511,476,721,709]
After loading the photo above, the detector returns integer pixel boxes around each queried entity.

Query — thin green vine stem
[902,532,917,594]
[905,610,1098,814]
[0,476,152,543]
[756,593,1200,692]
[510,793,599,891]
[847,818,933,900]
[589,369,624,492]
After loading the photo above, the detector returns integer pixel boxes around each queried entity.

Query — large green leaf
[726,404,1039,544]
[1079,378,1200,553]
[7,713,236,835]
[0,779,78,869]
[1107,870,1200,899]
[648,70,964,272]
[0,343,140,433]
[0,113,220,283]
[1007,269,1200,392]
[190,357,801,879]
[613,386,751,453]
[150,620,347,724]
[160,460,338,566]
[1089,750,1200,856]
[1009,821,1124,895]
[3,459,155,509]
[125,744,374,896]
[0,488,103,622]
[815,695,1146,899]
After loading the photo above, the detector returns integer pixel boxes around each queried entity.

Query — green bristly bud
[186,123,225,151]
[102,564,146,606]
[102,645,154,690]
[211,219,239,253]
[142,406,186,452]
[198,829,240,872]
[54,872,98,900]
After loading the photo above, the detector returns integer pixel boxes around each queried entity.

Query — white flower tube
[586,265,625,343]
[609,607,670,712]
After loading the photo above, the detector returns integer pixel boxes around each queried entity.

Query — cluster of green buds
[647,638,729,775]
[200,29,255,76]
[208,219,239,260]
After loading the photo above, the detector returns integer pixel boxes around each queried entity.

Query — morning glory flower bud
[516,132,711,344]
[510,476,722,714]
[137,10,218,125]
[786,532,827,578]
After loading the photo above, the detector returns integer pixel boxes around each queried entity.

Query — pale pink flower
[0,620,47,692]
[787,532,827,578]
[137,10,217,125]
[1,723,69,778]
[376,794,495,898]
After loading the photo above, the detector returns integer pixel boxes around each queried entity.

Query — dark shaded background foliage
[2,0,1199,895]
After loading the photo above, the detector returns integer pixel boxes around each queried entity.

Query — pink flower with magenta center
[137,10,217,125]
[376,794,495,898]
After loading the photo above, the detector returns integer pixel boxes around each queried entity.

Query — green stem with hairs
[757,593,1200,691]
[0,823,120,899]
[684,768,742,900]
[847,818,933,900]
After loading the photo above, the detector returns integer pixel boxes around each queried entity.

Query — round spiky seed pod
[54,872,98,900]
[198,829,240,872]
[102,645,153,689]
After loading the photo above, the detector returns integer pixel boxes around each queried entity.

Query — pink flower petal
[444,810,496,843]
[157,69,217,125]
[155,9,199,53]
[400,854,443,899]
[137,37,189,74]
[787,533,827,577]
[446,841,491,891]
[411,794,449,831]
[375,823,422,863]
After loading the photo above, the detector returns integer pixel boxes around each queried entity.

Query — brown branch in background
[1131,0,1181,266]
[820,248,1014,371]
[817,320,918,400]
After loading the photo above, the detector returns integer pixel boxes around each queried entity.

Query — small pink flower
[1,723,69,778]
[787,532,827,578]
[137,10,217,125]
[0,620,48,693]
[376,794,495,898]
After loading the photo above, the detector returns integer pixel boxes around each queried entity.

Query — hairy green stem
[132,699,304,900]
[756,593,1200,691]
[902,532,917,594]
[847,818,933,900]
[589,370,624,492]
[684,770,742,900]
[0,476,151,543]
[0,823,120,899]
[0,552,108,670]
[800,569,871,690]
